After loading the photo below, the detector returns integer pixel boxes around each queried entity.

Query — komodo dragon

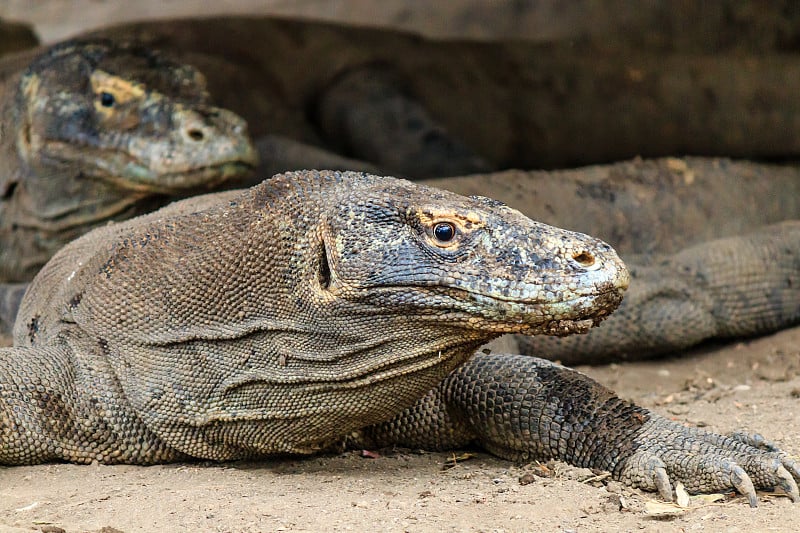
[83,16,800,170]
[0,39,258,340]
[1,170,798,508]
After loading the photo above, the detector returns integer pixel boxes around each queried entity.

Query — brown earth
[1,326,798,533]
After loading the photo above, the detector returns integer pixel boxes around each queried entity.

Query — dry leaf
[644,501,685,516]
[442,451,476,469]
[690,493,726,504]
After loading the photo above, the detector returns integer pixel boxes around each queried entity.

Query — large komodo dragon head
[15,170,629,460]
[0,39,258,281]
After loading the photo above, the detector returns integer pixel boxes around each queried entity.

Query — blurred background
[3,0,798,46]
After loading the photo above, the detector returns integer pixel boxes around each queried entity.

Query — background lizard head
[14,39,258,193]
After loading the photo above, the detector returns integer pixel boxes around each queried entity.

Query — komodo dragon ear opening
[318,241,332,290]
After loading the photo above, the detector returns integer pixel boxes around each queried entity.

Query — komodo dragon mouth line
[135,161,256,189]
[81,162,253,194]
[355,282,625,311]
[341,283,625,336]
[43,139,257,192]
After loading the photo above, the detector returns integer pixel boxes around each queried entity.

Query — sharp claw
[730,464,758,508]
[783,456,800,482]
[653,464,673,502]
[776,466,800,503]
[752,433,779,452]
[747,492,759,508]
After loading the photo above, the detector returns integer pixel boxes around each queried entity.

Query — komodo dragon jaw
[15,39,257,194]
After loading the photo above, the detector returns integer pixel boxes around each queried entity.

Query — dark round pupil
[99,92,115,107]
[434,222,455,242]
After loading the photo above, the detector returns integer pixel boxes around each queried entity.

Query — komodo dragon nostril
[572,251,599,270]
[187,129,204,141]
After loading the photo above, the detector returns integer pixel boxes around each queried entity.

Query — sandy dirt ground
[1,326,798,533]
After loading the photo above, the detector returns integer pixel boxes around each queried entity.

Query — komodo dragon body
[1,170,798,507]
[0,39,257,284]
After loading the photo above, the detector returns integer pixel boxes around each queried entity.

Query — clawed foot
[619,415,800,507]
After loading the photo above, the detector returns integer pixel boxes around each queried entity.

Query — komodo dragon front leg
[0,171,797,509]
[356,353,800,507]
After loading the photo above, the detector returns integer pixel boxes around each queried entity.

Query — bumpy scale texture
[0,171,797,507]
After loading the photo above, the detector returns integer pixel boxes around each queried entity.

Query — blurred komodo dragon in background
[1,171,798,510]
[80,16,800,173]
[0,39,258,341]
[7,15,800,178]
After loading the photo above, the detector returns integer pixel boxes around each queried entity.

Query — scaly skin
[0,39,258,284]
[0,171,796,507]
[356,353,800,507]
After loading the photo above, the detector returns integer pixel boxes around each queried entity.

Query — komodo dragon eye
[433,222,456,242]
[99,92,115,107]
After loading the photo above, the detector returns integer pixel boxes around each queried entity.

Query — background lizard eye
[99,92,115,107]
[433,222,456,242]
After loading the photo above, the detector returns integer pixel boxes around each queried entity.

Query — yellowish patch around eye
[21,73,41,102]
[417,208,484,228]
[417,208,485,248]
[90,69,145,114]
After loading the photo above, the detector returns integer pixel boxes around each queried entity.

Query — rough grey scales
[1,171,797,507]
